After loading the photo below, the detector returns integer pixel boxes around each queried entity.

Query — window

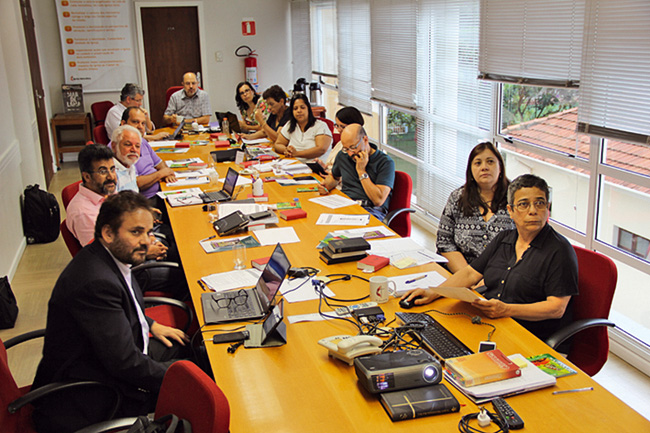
[310,0,337,76]
[616,227,650,260]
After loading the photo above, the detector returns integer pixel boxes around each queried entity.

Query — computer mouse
[399,295,423,309]
[227,138,236,145]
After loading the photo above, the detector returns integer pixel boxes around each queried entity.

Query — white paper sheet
[254,227,300,246]
[388,272,447,296]
[165,176,210,187]
[200,268,261,292]
[368,237,447,268]
[149,140,179,148]
[330,226,395,238]
[316,213,371,226]
[217,203,268,218]
[241,137,271,145]
[309,195,357,209]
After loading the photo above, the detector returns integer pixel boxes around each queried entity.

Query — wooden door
[20,0,54,186]
[140,6,202,126]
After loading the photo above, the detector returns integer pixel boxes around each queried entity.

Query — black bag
[126,414,192,433]
[0,276,18,329]
[21,184,60,244]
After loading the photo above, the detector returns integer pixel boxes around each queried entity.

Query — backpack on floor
[21,184,60,244]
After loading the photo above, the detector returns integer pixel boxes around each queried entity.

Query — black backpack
[21,184,60,244]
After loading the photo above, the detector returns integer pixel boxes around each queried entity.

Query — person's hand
[159,167,176,180]
[149,131,170,141]
[317,183,330,195]
[286,144,297,158]
[171,114,178,125]
[400,288,440,305]
[354,150,370,173]
[146,241,168,261]
[151,209,163,224]
[254,108,265,125]
[471,298,509,319]
[150,322,189,347]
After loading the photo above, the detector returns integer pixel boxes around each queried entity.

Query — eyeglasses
[239,88,252,96]
[87,167,116,176]
[513,200,548,212]
[342,140,362,153]
[213,289,249,309]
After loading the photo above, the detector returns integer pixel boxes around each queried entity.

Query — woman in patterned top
[436,141,515,273]
[235,81,269,132]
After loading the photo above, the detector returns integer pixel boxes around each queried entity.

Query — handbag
[0,276,18,329]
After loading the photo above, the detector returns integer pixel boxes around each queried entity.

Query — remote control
[334,302,378,316]
[492,397,524,430]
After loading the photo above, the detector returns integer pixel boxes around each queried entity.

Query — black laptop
[200,167,239,203]
[215,111,242,133]
[201,243,291,324]
[165,119,186,140]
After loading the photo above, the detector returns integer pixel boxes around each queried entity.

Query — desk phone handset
[318,334,383,365]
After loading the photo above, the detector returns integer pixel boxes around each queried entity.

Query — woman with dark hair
[242,85,290,142]
[235,81,268,132]
[436,142,515,273]
[316,106,365,173]
[274,94,332,162]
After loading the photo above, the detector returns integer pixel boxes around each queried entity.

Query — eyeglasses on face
[213,289,249,309]
[87,166,116,176]
[239,88,252,96]
[513,199,548,212]
[335,122,346,130]
[342,140,362,153]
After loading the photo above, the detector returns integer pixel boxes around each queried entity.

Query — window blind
[310,0,337,76]
[478,0,584,87]
[577,0,650,144]
[337,0,372,113]
[370,0,417,110]
[290,0,312,82]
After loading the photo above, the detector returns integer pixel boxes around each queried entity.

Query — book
[213,140,231,148]
[275,201,302,210]
[279,208,307,220]
[319,251,367,265]
[61,84,84,113]
[379,384,460,421]
[527,353,577,378]
[251,256,270,271]
[247,193,269,202]
[444,349,521,387]
[357,255,390,272]
[323,245,369,259]
[327,237,370,254]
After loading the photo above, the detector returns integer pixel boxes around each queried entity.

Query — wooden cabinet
[50,112,91,168]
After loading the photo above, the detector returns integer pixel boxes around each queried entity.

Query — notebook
[201,243,291,324]
[201,167,239,203]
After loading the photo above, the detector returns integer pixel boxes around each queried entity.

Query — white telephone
[318,334,383,365]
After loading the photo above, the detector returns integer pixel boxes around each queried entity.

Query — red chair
[90,101,114,127]
[61,180,82,210]
[320,118,339,147]
[77,361,230,433]
[165,86,183,107]
[546,246,617,376]
[383,171,415,237]
[60,219,83,257]
[93,125,110,145]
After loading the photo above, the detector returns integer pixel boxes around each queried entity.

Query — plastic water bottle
[222,118,230,136]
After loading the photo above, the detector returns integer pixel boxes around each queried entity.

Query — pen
[552,387,594,395]
[200,235,216,242]
[197,279,208,291]
[406,274,427,284]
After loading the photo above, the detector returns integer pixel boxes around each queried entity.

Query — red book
[188,161,207,168]
[251,256,270,271]
[357,255,390,272]
[279,208,307,220]
[247,193,269,202]
[210,133,228,140]
[213,140,230,148]
[175,142,190,148]
[444,349,521,387]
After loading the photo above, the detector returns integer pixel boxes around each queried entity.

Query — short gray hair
[507,174,549,205]
[120,83,144,101]
[112,124,141,147]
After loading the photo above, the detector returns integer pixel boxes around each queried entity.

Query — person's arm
[401,265,484,306]
[162,97,177,126]
[471,295,571,321]
[195,114,211,125]
[354,149,391,207]
[287,133,333,160]
[162,114,176,126]
[441,251,470,274]
[274,130,290,155]
[68,212,96,246]
[145,131,171,141]
[140,108,155,133]
[104,107,121,139]
[317,172,342,195]
[242,130,267,140]
[150,321,189,347]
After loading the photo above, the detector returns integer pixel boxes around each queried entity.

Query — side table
[50,112,92,168]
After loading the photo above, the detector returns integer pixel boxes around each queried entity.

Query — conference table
[154,129,650,432]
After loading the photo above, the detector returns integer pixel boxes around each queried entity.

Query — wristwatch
[359,173,369,181]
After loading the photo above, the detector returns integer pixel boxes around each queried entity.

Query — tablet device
[306,162,328,176]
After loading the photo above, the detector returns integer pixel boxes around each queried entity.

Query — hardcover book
[326,237,370,254]
[380,384,460,421]
[319,250,367,265]
[61,84,84,113]
[444,349,521,387]
[279,208,307,220]
[357,255,390,272]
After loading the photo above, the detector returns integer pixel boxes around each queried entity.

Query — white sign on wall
[55,0,138,93]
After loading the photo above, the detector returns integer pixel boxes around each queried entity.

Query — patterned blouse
[240,98,269,126]
[436,186,515,265]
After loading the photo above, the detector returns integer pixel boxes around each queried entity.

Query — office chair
[76,360,231,433]
[60,219,83,257]
[320,118,338,146]
[545,245,617,376]
[1,330,121,433]
[165,86,183,107]
[90,101,114,127]
[61,180,82,210]
[382,171,415,237]
[93,125,110,146]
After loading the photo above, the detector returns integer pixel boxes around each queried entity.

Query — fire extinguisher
[235,45,258,91]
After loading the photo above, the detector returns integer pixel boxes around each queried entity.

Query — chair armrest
[74,417,139,433]
[545,318,616,350]
[383,208,415,227]
[9,381,121,419]
[144,296,193,332]
[132,261,179,272]
[3,329,46,349]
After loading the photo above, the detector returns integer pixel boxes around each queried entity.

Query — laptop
[167,119,186,140]
[201,243,291,324]
[215,111,242,133]
[200,167,239,203]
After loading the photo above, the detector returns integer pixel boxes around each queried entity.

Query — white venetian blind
[337,0,372,113]
[478,0,584,87]
[310,0,338,76]
[370,0,417,109]
[577,0,650,144]
[290,0,312,82]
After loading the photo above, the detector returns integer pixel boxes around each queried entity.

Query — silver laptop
[201,243,291,324]
[202,167,239,203]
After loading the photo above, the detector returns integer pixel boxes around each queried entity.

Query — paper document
[242,137,271,145]
[200,268,261,293]
[174,168,216,178]
[218,176,253,186]
[309,195,357,209]
[156,187,203,200]
[254,227,300,246]
[389,272,447,296]
[331,226,395,238]
[218,203,268,218]
[166,176,210,187]
[199,235,261,254]
[149,140,179,148]
[288,313,329,324]
[280,277,336,303]
[369,237,447,268]
[316,213,370,226]
[430,286,482,303]
[156,147,190,154]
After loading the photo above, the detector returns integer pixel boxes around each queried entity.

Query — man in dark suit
[32,191,189,433]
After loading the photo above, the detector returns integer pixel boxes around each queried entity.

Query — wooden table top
[154,130,650,432]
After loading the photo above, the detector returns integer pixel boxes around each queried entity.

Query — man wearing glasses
[163,72,212,126]
[105,83,156,139]
[317,124,395,220]
[402,174,578,345]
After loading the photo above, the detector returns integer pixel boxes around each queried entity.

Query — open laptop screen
[222,167,239,197]
[256,244,291,312]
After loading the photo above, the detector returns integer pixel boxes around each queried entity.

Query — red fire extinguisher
[236,45,258,91]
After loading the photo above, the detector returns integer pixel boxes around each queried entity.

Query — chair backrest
[319,118,338,147]
[61,180,82,210]
[93,125,110,145]
[165,86,184,107]
[568,245,618,376]
[60,219,83,257]
[155,360,230,433]
[387,171,413,237]
[0,339,36,433]
[90,101,114,127]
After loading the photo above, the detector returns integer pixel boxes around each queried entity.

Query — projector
[354,349,442,394]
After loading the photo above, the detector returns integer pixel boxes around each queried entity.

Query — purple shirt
[134,139,163,198]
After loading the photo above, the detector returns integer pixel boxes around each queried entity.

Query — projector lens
[423,365,438,382]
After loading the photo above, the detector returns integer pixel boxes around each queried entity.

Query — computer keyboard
[395,312,473,362]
